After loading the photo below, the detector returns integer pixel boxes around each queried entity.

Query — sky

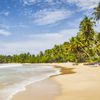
[0,0,100,55]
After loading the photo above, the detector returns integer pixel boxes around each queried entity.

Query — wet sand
[53,63,100,100]
[11,78,60,100]
[11,63,100,100]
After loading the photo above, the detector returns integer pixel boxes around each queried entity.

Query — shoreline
[11,63,75,100]
[11,78,60,100]
[53,63,100,100]
[9,63,100,100]
[0,63,61,100]
[10,64,61,100]
[0,63,23,69]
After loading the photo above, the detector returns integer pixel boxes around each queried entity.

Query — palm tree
[79,16,95,40]
[96,33,100,55]
[70,36,91,62]
[69,17,96,62]
[93,2,100,20]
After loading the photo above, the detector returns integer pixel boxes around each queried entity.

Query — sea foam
[0,64,60,100]
[0,64,23,69]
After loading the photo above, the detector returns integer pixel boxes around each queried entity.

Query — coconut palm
[79,16,95,40]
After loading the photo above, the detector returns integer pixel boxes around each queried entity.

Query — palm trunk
[77,41,92,60]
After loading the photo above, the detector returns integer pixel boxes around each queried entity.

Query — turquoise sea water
[0,64,60,100]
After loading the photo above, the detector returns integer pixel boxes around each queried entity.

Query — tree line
[0,3,100,63]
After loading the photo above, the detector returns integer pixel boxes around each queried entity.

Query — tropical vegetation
[0,3,100,63]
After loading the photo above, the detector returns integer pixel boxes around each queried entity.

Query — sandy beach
[11,63,100,100]
[54,63,100,100]
[11,78,60,100]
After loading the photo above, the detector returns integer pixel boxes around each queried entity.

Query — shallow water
[0,64,60,100]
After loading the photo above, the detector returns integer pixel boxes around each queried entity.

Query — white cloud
[3,11,10,16]
[0,29,11,36]
[0,39,61,55]
[0,25,99,55]
[22,0,99,10]
[9,24,28,28]
[0,24,9,30]
[29,28,78,39]
[66,0,99,10]
[59,28,78,36]
[34,9,72,25]
[0,28,78,55]
[22,0,56,5]
[23,0,37,5]
[46,0,53,3]
[0,11,10,16]
[29,33,63,39]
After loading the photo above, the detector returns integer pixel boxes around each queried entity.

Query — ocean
[0,64,60,100]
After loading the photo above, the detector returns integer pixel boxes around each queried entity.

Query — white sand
[53,63,100,100]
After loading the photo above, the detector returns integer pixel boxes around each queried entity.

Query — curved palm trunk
[77,41,92,60]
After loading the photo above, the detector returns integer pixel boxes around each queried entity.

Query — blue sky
[0,0,100,55]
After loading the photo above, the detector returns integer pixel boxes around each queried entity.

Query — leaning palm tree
[93,2,100,21]
[79,16,95,43]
